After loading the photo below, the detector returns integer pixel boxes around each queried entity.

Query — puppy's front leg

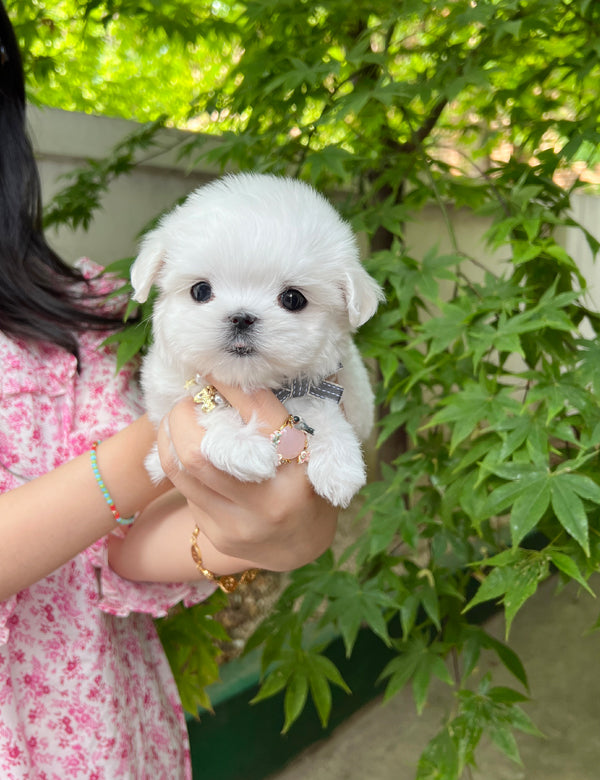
[200,407,279,482]
[287,399,367,508]
[144,443,169,484]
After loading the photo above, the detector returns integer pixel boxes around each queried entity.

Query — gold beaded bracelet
[190,525,259,593]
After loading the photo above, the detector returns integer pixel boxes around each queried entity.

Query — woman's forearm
[0,415,169,601]
[106,490,259,583]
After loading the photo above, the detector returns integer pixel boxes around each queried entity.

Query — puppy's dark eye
[190,281,212,303]
[280,288,307,312]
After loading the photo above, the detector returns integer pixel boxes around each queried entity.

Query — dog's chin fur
[131,173,384,506]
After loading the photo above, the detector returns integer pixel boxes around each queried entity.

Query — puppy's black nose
[229,311,257,331]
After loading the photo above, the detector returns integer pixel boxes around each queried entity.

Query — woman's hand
[157,381,338,574]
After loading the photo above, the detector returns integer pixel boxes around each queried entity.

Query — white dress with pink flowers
[0,264,215,778]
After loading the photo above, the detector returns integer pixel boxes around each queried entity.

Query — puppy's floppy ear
[342,265,385,329]
[130,229,166,303]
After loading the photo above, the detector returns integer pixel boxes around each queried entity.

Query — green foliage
[155,588,231,715]
[99,256,157,370]
[415,675,543,779]
[251,645,351,733]
[7,0,233,123]
[28,0,600,775]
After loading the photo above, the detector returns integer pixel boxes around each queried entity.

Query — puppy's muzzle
[227,310,259,355]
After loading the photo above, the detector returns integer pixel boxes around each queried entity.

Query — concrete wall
[563,192,600,312]
[30,106,216,267]
[31,106,600,294]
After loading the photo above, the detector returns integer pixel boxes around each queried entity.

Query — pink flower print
[87,587,99,603]
[0,312,199,779]
[22,672,50,703]
[90,383,104,398]
[62,716,73,735]
[0,437,19,467]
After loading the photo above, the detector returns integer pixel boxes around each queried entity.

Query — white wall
[562,193,600,312]
[31,106,600,294]
[30,106,217,267]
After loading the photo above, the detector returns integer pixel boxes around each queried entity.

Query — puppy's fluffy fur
[131,173,383,507]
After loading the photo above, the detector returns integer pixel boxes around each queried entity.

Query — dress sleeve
[85,537,217,618]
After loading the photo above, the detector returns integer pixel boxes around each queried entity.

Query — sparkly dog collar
[184,369,344,405]
[272,374,344,404]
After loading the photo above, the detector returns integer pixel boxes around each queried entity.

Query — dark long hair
[0,3,122,361]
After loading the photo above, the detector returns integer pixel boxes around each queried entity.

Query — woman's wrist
[91,416,168,525]
[190,526,260,592]
[107,490,263,584]
[190,526,261,578]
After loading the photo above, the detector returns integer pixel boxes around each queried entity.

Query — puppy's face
[132,175,383,389]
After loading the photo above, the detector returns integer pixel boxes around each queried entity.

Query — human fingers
[164,373,312,492]
[157,398,337,568]
[157,396,302,509]
[163,390,318,517]
[206,377,289,435]
[156,398,210,485]
[156,398,282,531]
[158,376,290,477]
[178,468,336,571]
[157,396,270,497]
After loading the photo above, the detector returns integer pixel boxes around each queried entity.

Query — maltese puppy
[130,173,383,508]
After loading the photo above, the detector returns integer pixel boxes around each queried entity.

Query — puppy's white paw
[201,423,278,482]
[307,448,366,508]
[144,444,169,484]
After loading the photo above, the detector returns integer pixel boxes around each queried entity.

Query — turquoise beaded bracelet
[90,441,136,526]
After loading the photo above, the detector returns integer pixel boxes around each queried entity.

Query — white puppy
[130,173,383,508]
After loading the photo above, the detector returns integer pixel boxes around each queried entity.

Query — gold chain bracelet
[190,525,259,593]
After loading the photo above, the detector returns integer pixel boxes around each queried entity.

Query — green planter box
[187,627,396,780]
[185,552,518,780]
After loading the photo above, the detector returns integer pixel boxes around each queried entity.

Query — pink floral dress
[0,263,215,778]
